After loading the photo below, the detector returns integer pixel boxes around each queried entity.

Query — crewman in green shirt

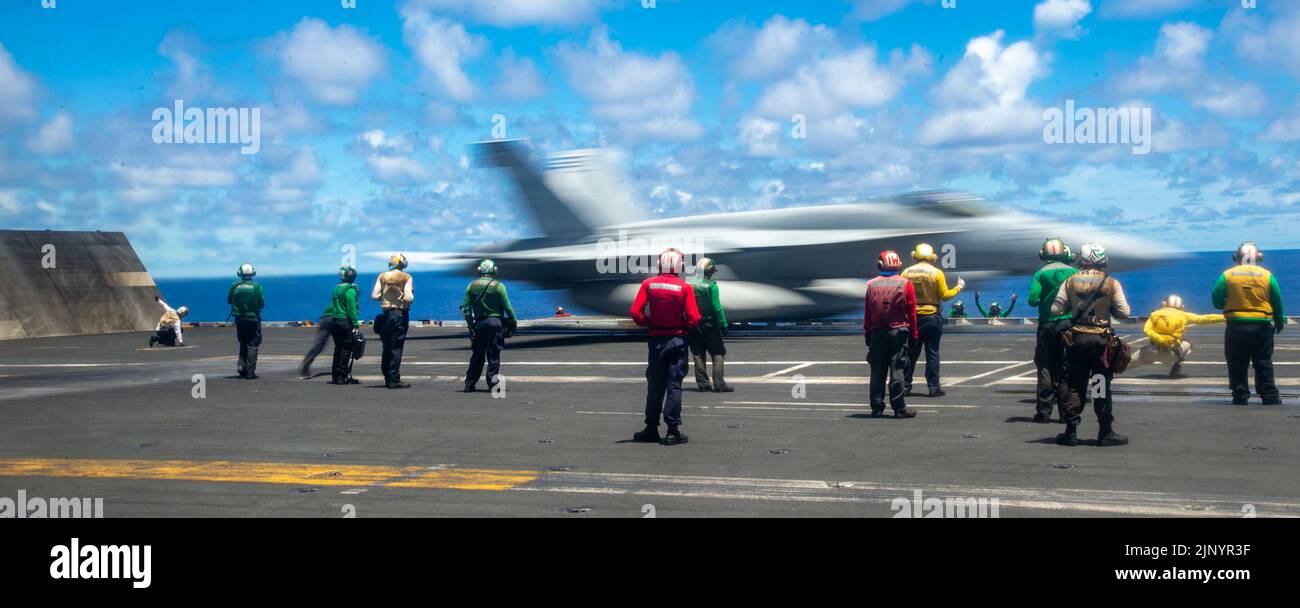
[1027,238,1076,422]
[227,263,265,380]
[1213,242,1286,405]
[688,257,732,392]
[299,266,362,385]
[460,259,517,392]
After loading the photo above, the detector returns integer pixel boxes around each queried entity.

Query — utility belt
[1061,324,1131,373]
[1060,323,1112,347]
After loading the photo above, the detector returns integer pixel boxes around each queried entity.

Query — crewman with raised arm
[1130,295,1223,378]
[901,243,963,397]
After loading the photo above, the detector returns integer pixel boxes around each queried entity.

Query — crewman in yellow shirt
[901,243,964,397]
[1213,242,1286,405]
[1130,295,1223,378]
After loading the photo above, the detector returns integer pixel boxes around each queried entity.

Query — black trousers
[235,318,262,376]
[154,326,178,347]
[644,335,688,426]
[1034,319,1070,418]
[301,317,353,381]
[1060,332,1114,430]
[379,308,410,383]
[868,327,910,412]
[903,314,944,391]
[466,317,504,388]
[687,322,726,357]
[1225,323,1278,402]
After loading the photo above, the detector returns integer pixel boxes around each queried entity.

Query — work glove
[1010,293,1018,302]
[1276,322,1285,335]
[955,277,966,290]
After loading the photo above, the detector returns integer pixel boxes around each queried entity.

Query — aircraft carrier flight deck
[1,323,1296,518]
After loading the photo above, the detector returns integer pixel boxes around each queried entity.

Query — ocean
[156,250,1299,323]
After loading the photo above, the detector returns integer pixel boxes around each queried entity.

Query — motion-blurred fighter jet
[386,140,1181,321]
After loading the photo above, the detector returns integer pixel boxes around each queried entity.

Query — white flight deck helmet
[1234,241,1263,266]
[237,262,256,279]
[697,257,717,277]
[1162,295,1184,310]
[1078,243,1107,268]
[658,248,685,275]
[176,306,190,318]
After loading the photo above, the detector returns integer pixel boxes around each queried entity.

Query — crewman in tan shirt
[372,254,414,389]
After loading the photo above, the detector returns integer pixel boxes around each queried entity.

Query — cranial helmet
[1040,237,1067,262]
[388,253,409,270]
[698,257,717,276]
[1234,241,1262,265]
[877,250,903,272]
[658,248,685,275]
[339,265,358,283]
[911,243,937,263]
[1163,294,1184,310]
[477,259,497,276]
[237,263,256,279]
[1078,242,1107,268]
[176,306,190,318]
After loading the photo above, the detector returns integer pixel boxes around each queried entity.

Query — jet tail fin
[474,140,644,237]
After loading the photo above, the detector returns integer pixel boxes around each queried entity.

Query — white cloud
[158,30,220,101]
[555,28,703,142]
[713,15,834,81]
[366,153,431,184]
[111,151,243,203]
[26,112,74,155]
[1225,5,1300,79]
[1098,0,1205,19]
[1258,100,1300,144]
[0,42,36,121]
[357,129,432,185]
[493,48,546,100]
[738,117,781,157]
[359,129,415,154]
[920,31,1046,147]
[276,18,386,105]
[1034,0,1092,39]
[1114,22,1264,117]
[754,45,925,118]
[399,0,614,27]
[401,10,486,103]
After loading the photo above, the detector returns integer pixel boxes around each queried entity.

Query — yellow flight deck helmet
[911,243,938,263]
[388,254,409,270]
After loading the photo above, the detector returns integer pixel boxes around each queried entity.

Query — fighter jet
[387,140,1181,322]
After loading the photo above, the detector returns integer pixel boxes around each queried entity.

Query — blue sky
[1,0,1297,277]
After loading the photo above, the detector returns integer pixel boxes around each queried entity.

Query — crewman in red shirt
[630,248,702,445]
[864,250,919,418]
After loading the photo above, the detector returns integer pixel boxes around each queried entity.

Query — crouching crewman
[149,295,189,347]
[1130,295,1223,378]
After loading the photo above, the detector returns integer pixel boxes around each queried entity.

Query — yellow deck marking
[387,468,542,491]
[0,458,539,491]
